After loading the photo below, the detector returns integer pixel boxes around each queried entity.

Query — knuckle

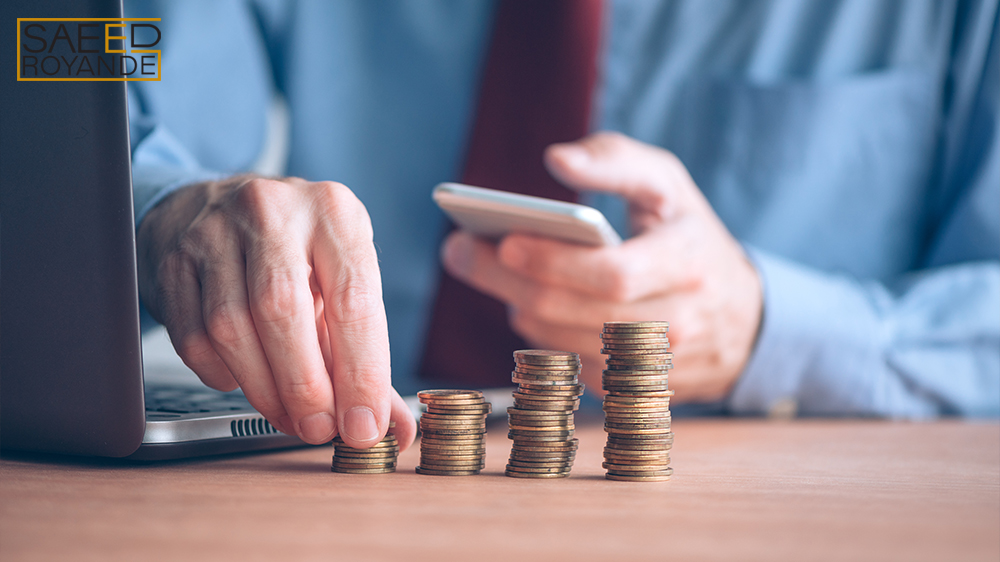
[235,178,293,229]
[282,379,327,407]
[591,131,631,156]
[175,330,217,367]
[252,269,310,327]
[314,182,374,239]
[204,301,253,349]
[327,281,383,327]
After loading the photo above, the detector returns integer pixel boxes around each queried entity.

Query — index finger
[497,230,698,302]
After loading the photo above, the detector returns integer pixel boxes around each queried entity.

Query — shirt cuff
[726,247,894,417]
[132,165,224,229]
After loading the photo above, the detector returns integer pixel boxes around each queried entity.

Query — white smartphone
[433,182,622,246]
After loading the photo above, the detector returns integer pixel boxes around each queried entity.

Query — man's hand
[137,175,417,449]
[441,133,763,402]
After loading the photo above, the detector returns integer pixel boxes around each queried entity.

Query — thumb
[544,131,701,219]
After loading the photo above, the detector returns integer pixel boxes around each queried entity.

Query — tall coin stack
[416,390,492,476]
[601,321,674,482]
[505,350,585,479]
[331,421,399,474]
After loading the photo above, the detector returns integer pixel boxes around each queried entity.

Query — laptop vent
[231,417,276,437]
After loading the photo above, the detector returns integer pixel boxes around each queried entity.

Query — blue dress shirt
[126,0,1000,417]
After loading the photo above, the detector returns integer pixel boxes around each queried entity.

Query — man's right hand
[137,175,417,449]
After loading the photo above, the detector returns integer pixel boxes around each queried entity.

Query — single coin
[603,355,672,364]
[511,446,578,454]
[507,460,575,470]
[418,435,486,444]
[508,425,576,434]
[512,392,583,402]
[414,466,480,476]
[508,414,575,424]
[605,438,672,446]
[508,420,575,429]
[608,466,674,476]
[514,349,579,361]
[418,389,484,400]
[512,371,580,381]
[603,320,669,329]
[604,412,670,423]
[505,464,573,474]
[603,450,671,459]
[603,383,669,391]
[514,388,584,398]
[424,401,493,410]
[601,340,669,348]
[605,473,670,482]
[504,470,570,479]
[331,459,397,467]
[601,332,669,340]
[602,374,669,382]
[511,377,581,388]
[508,427,575,436]
[332,467,396,474]
[600,342,671,350]
[417,459,486,468]
[604,460,671,468]
[419,420,488,427]
[333,451,399,459]
[510,450,576,459]
[604,420,672,429]
[420,450,487,459]
[605,390,674,399]
[518,381,587,394]
[513,364,582,373]
[603,403,672,411]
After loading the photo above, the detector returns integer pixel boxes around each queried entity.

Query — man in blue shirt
[128,0,1000,450]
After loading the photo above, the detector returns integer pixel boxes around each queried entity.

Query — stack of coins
[416,390,492,476]
[506,350,585,479]
[331,421,399,474]
[601,321,674,482]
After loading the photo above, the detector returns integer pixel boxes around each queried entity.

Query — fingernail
[298,412,335,443]
[557,145,590,169]
[443,234,474,277]
[500,241,527,270]
[343,406,379,443]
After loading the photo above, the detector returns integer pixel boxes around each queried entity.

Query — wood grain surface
[1,418,998,562]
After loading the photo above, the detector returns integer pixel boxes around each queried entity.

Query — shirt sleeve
[729,9,1000,418]
[128,86,224,229]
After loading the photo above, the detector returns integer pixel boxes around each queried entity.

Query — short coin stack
[416,390,492,476]
[601,321,674,482]
[506,350,585,479]
[331,421,399,474]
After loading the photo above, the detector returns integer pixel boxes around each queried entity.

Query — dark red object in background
[420,0,604,387]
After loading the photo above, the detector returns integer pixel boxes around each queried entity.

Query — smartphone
[433,183,622,246]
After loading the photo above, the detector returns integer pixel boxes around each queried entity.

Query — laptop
[0,0,311,460]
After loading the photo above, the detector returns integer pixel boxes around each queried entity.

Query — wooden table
[1,419,998,561]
